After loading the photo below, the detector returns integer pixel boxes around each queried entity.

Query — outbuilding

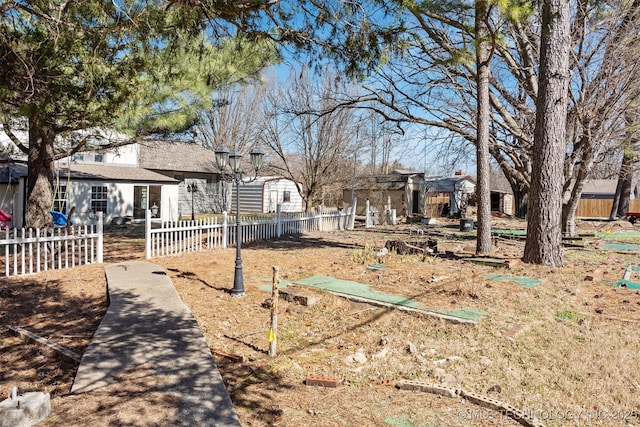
[231,176,304,213]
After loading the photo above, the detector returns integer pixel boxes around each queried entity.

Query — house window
[91,186,108,214]
[93,153,104,163]
[283,191,291,203]
[53,185,67,213]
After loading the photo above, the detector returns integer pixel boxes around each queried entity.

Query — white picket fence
[145,205,356,259]
[0,213,104,277]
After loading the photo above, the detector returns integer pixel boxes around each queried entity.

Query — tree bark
[475,0,492,255]
[610,142,637,220]
[562,136,596,236]
[513,185,528,218]
[523,0,571,267]
[26,119,55,229]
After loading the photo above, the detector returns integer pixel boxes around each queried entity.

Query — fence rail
[145,205,355,259]
[0,213,103,277]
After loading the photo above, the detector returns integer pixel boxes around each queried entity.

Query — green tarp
[602,242,640,252]
[265,275,484,321]
[292,275,421,308]
[485,275,541,288]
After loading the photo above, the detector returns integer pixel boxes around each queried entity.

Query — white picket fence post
[276,204,282,237]
[145,209,152,259]
[347,198,357,230]
[97,212,104,263]
[0,216,104,277]
[222,211,228,249]
[141,203,355,260]
[317,206,323,231]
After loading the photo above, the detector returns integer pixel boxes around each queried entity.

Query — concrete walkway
[71,261,240,426]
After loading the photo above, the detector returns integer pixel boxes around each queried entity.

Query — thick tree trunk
[562,197,579,237]
[562,140,596,236]
[475,0,492,255]
[513,186,528,218]
[523,0,571,267]
[610,149,635,220]
[26,120,55,228]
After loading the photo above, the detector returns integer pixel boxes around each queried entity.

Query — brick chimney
[454,170,464,176]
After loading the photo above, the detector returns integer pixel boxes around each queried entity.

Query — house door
[134,186,147,220]
[134,185,162,219]
[269,190,278,213]
[412,190,420,214]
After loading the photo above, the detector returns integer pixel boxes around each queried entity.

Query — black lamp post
[214,144,265,297]
[187,182,198,221]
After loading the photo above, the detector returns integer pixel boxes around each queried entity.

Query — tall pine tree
[0,1,277,227]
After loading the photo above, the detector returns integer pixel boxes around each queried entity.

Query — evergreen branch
[1,122,28,154]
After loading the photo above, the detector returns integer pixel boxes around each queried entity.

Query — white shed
[231,176,303,213]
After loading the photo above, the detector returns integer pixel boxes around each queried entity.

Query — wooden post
[269,265,280,357]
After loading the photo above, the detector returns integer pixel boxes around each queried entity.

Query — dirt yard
[2,217,640,426]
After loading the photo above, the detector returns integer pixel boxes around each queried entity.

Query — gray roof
[62,163,178,183]
[0,163,25,183]
[0,160,176,184]
[490,171,513,194]
[138,141,217,173]
[351,172,476,192]
[582,179,617,195]
[352,174,412,191]
[424,176,475,192]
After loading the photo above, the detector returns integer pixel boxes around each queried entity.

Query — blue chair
[50,210,72,227]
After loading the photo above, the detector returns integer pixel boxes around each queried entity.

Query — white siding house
[58,163,179,225]
[1,136,304,225]
[231,176,304,213]
[0,141,180,227]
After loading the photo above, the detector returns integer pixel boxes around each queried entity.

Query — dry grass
[1,218,640,426]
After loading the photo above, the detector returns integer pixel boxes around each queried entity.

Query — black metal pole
[232,172,245,296]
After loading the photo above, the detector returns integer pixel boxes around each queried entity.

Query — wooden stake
[269,266,280,357]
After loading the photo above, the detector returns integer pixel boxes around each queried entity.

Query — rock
[376,247,389,257]
[372,348,389,360]
[406,342,418,354]
[353,352,368,364]
[434,355,463,365]
[0,392,51,427]
[487,384,502,394]
[280,287,321,306]
[479,357,493,367]
[345,351,367,365]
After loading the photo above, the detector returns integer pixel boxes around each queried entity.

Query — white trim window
[91,185,108,214]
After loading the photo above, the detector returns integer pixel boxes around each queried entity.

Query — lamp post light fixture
[214,144,265,297]
[187,182,198,221]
